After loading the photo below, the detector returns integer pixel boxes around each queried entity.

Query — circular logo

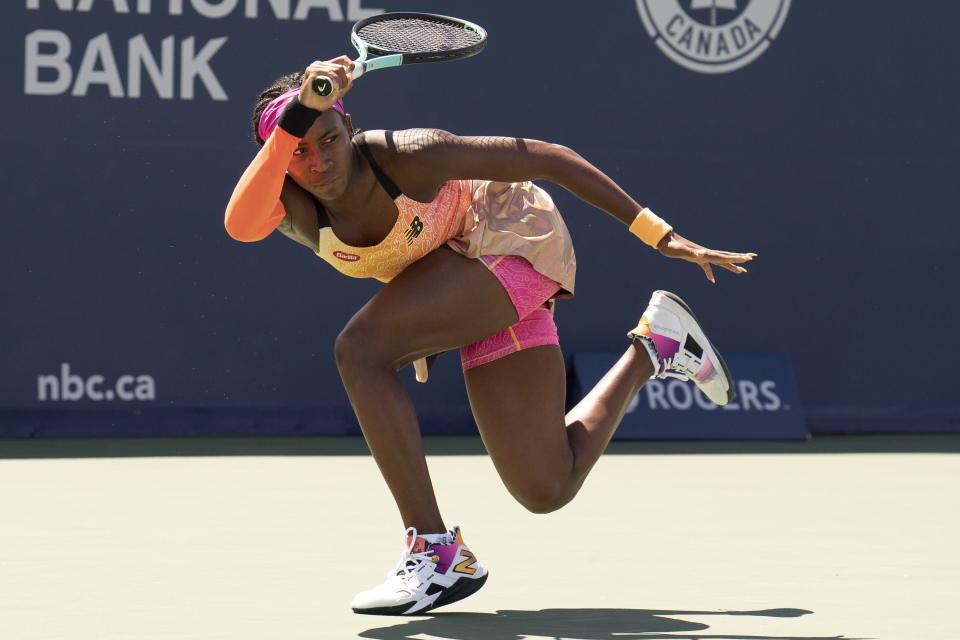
[636,0,791,74]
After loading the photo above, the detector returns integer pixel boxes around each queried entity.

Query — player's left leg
[464,290,735,513]
[463,342,653,513]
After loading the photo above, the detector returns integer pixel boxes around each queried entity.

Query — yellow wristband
[629,207,673,248]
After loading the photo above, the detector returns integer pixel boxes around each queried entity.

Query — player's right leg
[334,248,516,615]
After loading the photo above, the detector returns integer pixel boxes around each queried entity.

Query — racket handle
[311,62,363,97]
[311,76,336,97]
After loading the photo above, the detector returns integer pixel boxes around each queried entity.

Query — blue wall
[2,1,957,436]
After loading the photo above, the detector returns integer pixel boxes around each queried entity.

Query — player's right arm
[224,128,318,248]
[276,177,323,250]
[224,60,351,244]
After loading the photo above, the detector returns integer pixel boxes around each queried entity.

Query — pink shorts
[460,255,561,371]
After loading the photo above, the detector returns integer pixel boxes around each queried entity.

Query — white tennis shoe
[628,290,735,406]
[351,526,488,615]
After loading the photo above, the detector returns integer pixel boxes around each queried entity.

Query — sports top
[315,135,475,283]
[224,128,577,296]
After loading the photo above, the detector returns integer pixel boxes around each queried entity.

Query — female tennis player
[225,58,756,616]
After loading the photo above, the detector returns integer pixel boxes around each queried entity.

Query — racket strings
[358,18,482,54]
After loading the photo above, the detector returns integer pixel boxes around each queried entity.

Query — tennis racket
[311,12,488,97]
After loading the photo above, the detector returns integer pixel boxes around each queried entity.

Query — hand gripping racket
[311,12,488,97]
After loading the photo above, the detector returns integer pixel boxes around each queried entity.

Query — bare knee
[511,480,576,514]
[334,315,392,383]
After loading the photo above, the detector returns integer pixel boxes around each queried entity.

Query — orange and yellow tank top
[315,179,474,283]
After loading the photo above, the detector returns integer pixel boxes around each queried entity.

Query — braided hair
[250,72,357,146]
[250,72,302,145]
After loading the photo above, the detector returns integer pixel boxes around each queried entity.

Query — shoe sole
[655,290,736,405]
[352,572,489,616]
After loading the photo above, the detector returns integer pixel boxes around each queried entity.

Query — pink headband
[257,87,345,141]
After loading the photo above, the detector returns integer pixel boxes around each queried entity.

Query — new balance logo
[453,550,478,575]
[404,216,424,245]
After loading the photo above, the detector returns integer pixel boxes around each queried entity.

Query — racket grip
[311,76,336,97]
[310,62,363,97]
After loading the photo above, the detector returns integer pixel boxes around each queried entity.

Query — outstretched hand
[657,231,757,283]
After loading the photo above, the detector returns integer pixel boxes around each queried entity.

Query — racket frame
[312,12,487,96]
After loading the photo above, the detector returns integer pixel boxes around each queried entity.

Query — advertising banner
[571,353,806,440]
[2,1,958,437]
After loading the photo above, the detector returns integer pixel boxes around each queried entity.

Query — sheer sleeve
[224,128,300,242]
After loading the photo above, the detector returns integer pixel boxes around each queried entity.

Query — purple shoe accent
[429,542,460,575]
[695,358,716,382]
[648,334,680,363]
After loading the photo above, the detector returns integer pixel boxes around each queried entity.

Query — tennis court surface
[2,434,957,640]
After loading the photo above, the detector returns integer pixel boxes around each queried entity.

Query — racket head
[351,12,487,65]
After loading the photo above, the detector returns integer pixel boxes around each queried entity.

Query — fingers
[306,61,351,94]
[304,58,352,81]
[413,358,429,383]
[300,57,354,109]
[700,263,716,284]
[701,257,751,281]
[663,233,757,281]
[664,234,756,264]
[706,250,757,263]
[698,260,749,284]
[719,262,748,274]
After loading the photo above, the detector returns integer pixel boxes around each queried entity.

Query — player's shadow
[358,607,866,640]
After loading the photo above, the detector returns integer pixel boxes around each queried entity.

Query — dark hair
[251,71,303,146]
[250,71,358,146]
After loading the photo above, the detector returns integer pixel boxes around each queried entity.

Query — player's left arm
[398,129,756,282]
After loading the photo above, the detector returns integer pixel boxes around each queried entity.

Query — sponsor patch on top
[333,251,360,262]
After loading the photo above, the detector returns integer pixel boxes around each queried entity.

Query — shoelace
[386,527,441,586]
[656,354,693,381]
[636,333,693,382]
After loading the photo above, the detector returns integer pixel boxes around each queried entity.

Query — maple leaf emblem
[690,0,737,26]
